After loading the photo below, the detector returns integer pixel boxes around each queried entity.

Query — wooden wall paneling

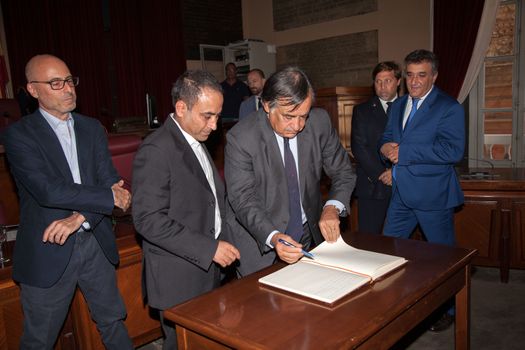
[511,200,525,268]
[455,197,501,265]
[0,279,22,350]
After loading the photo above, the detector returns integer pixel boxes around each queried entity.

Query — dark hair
[248,68,265,79]
[261,66,314,111]
[171,70,222,109]
[225,62,236,71]
[372,61,401,81]
[404,49,439,74]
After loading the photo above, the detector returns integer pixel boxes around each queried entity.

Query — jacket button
[210,228,215,234]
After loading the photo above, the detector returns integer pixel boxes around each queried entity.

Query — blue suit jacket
[238,95,258,120]
[3,111,119,288]
[379,87,465,210]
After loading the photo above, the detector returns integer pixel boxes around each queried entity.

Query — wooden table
[165,232,476,349]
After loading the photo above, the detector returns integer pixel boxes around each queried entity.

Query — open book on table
[258,236,408,304]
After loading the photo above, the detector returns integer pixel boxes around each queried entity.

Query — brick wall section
[276,31,378,88]
[273,0,377,31]
[181,0,244,60]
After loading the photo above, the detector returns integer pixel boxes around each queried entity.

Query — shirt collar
[170,113,199,148]
[40,108,73,130]
[414,86,434,103]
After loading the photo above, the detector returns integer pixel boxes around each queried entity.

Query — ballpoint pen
[278,238,315,259]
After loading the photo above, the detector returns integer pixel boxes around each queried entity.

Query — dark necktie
[257,96,263,110]
[386,101,392,115]
[283,138,303,241]
[404,97,420,129]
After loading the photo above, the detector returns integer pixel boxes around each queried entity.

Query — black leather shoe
[429,313,454,332]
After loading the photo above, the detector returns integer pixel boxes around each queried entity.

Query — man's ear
[175,100,187,118]
[262,101,270,113]
[26,83,38,99]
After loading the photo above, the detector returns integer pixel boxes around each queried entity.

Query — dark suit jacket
[379,87,465,210]
[132,118,224,310]
[3,111,119,288]
[351,96,391,200]
[225,108,356,276]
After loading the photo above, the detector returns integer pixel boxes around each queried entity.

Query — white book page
[303,237,406,279]
[258,262,370,303]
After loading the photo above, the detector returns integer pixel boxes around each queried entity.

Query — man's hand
[378,168,392,186]
[380,142,399,164]
[213,241,241,268]
[42,212,85,245]
[319,205,341,242]
[112,180,131,211]
[271,233,304,264]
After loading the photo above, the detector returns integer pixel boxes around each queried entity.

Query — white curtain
[457,0,501,103]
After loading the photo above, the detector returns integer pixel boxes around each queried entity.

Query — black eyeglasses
[30,76,79,90]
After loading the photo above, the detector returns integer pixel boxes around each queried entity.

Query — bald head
[25,54,67,82]
[25,54,77,120]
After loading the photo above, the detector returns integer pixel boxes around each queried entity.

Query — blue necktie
[283,138,303,241]
[393,97,420,180]
[404,97,420,129]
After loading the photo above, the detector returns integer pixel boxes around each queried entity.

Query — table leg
[455,264,471,350]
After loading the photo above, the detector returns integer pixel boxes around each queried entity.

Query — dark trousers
[159,311,178,350]
[357,197,390,234]
[19,231,133,349]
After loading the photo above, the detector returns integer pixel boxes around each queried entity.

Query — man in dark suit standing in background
[225,66,356,276]
[379,50,465,331]
[351,61,401,234]
[3,54,133,349]
[132,70,240,349]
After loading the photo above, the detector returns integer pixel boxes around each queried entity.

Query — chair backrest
[107,134,142,190]
[0,99,22,134]
[0,201,7,226]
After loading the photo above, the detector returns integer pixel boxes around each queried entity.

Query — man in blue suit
[379,49,465,331]
[3,54,133,349]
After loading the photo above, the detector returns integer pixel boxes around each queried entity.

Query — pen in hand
[278,238,315,259]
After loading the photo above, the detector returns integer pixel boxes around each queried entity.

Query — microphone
[464,157,494,170]
[460,157,497,179]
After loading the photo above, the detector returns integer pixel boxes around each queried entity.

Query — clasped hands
[380,142,399,164]
[42,180,131,245]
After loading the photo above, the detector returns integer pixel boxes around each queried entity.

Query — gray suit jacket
[132,118,224,309]
[225,108,356,276]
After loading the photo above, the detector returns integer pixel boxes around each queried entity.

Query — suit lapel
[371,96,387,127]
[398,95,409,137]
[32,112,74,181]
[403,88,438,136]
[259,114,288,196]
[167,119,212,193]
[72,114,89,184]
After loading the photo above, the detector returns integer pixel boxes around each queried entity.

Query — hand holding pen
[278,238,315,259]
[272,233,315,264]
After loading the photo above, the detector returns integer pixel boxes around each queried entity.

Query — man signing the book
[225,66,356,276]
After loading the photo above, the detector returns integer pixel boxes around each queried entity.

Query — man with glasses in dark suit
[3,54,133,349]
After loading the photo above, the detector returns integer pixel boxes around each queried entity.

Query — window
[469,0,524,167]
